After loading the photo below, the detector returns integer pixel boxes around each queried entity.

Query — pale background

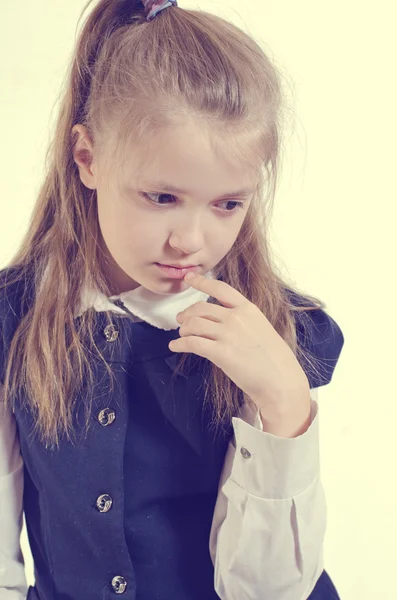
[1,1,396,598]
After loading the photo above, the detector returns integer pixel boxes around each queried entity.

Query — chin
[148,276,190,295]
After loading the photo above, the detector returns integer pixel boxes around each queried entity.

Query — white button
[104,324,119,342]
[96,494,113,513]
[111,575,127,594]
[240,447,251,459]
[98,408,116,426]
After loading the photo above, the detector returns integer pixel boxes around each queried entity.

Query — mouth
[159,264,198,268]
[154,263,200,279]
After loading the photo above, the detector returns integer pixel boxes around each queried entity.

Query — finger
[178,315,220,341]
[169,335,219,364]
[177,302,226,323]
[183,273,245,309]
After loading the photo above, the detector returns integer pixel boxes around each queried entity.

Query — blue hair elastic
[142,0,178,22]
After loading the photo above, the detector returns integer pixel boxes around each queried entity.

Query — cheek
[97,201,126,248]
[214,221,243,254]
[97,198,155,248]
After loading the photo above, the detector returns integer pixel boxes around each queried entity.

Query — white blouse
[0,274,326,600]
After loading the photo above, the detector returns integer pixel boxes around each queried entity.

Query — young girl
[0,1,344,599]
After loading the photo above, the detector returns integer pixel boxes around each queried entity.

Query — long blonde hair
[0,0,327,448]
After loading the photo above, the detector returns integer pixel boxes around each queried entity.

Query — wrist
[260,406,312,438]
[257,389,312,438]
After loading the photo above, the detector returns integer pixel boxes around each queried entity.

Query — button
[104,324,119,342]
[240,447,251,459]
[96,494,113,513]
[98,408,116,426]
[111,576,127,594]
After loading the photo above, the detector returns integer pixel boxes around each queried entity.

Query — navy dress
[0,267,344,599]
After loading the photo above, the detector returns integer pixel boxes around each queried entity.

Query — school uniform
[0,266,344,600]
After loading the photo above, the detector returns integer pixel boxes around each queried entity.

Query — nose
[168,218,205,255]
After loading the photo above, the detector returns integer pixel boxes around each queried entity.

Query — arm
[0,383,28,600]
[209,388,326,600]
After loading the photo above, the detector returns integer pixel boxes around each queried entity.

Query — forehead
[119,121,262,186]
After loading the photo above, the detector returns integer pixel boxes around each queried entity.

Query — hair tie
[142,0,178,21]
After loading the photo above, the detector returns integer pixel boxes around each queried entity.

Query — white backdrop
[1,1,396,598]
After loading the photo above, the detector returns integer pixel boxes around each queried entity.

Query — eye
[143,192,176,205]
[141,192,245,213]
[218,200,245,212]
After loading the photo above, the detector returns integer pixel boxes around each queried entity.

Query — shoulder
[285,287,345,388]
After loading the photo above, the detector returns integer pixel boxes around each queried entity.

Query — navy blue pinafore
[0,267,344,600]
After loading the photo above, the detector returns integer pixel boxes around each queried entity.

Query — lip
[158,263,198,268]
[155,263,200,280]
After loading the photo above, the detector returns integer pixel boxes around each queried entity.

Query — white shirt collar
[74,269,216,331]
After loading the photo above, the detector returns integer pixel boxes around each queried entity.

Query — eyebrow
[140,181,256,199]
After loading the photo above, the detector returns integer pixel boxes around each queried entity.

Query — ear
[71,124,97,190]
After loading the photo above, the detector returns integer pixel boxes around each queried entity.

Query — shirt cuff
[230,400,320,499]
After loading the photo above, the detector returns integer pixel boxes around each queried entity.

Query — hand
[169,272,310,417]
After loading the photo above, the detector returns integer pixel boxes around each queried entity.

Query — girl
[0,0,344,599]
